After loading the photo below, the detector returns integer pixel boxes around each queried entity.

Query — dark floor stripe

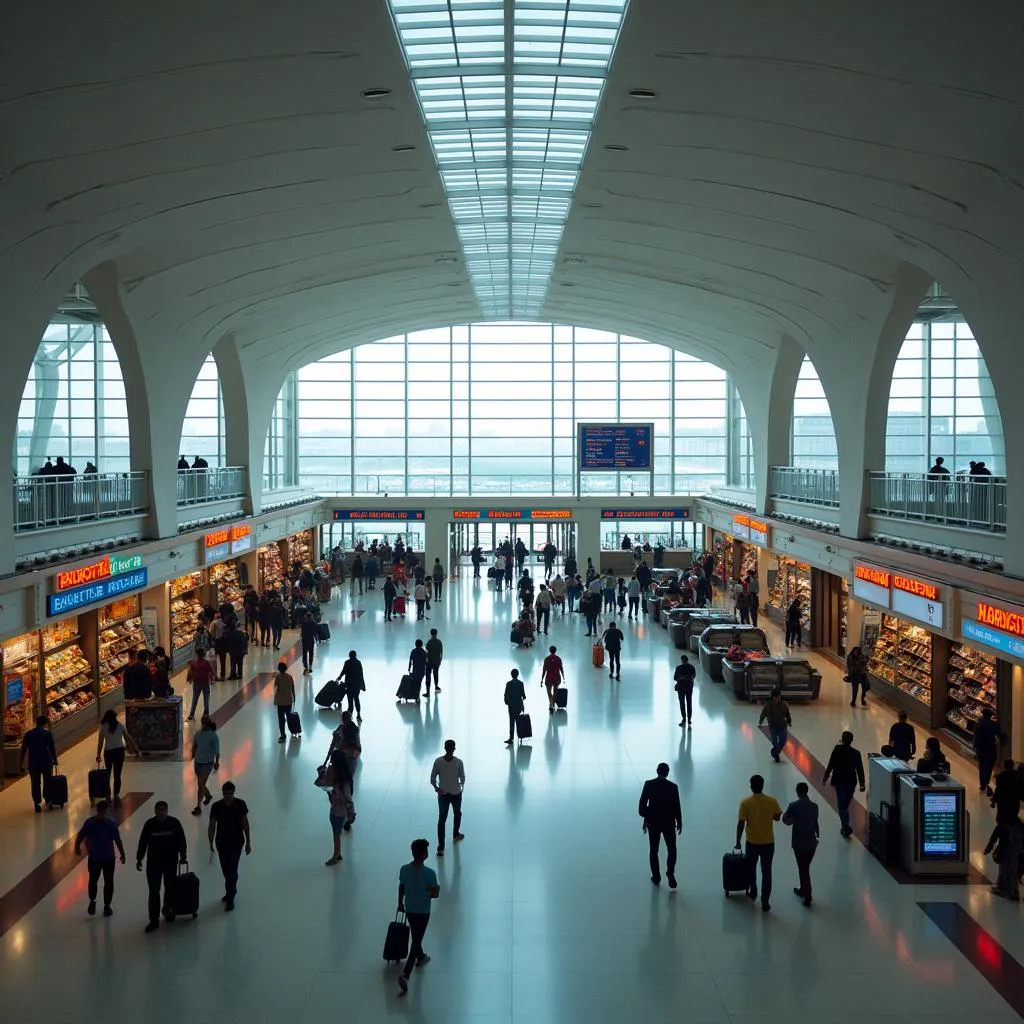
[920,902,1024,1017]
[0,790,153,937]
[759,725,989,885]
[209,639,301,729]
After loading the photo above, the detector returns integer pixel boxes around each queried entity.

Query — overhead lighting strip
[389,0,629,319]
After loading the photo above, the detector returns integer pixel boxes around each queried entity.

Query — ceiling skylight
[389,0,629,319]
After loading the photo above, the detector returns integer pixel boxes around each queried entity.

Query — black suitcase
[171,861,200,919]
[555,687,568,710]
[286,710,302,736]
[317,622,331,642]
[510,628,523,645]
[516,713,533,741]
[722,851,750,895]
[395,674,420,702]
[315,680,343,708]
[44,773,68,808]
[383,913,410,963]
[88,768,110,804]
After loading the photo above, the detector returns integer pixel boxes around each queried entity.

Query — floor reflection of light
[57,867,88,913]
[10,928,25,955]
[739,722,754,742]
[230,737,253,778]
[977,929,1003,970]
[860,891,955,985]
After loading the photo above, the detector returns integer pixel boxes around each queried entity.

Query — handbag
[315,762,336,789]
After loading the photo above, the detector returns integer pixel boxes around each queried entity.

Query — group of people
[33,456,97,477]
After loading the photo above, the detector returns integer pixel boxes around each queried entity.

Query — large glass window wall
[179,354,226,465]
[267,323,743,496]
[885,320,1004,476]
[791,354,838,471]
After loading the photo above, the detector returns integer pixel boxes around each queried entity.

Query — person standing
[991,760,1022,822]
[96,710,140,806]
[542,539,557,581]
[602,621,624,681]
[207,781,251,911]
[396,838,441,996]
[974,708,1003,796]
[638,763,682,888]
[430,739,465,856]
[226,621,248,681]
[888,711,917,762]
[822,730,866,839]
[299,611,317,674]
[422,629,443,695]
[431,558,445,601]
[601,571,617,615]
[186,647,215,721]
[494,552,506,592]
[365,553,379,590]
[273,662,296,743]
[135,800,188,932]
[268,596,284,650]
[734,775,782,912]
[758,689,792,763]
[20,715,58,812]
[845,645,870,707]
[674,654,696,727]
[383,575,397,621]
[338,650,366,719]
[74,800,126,917]
[782,782,819,907]
[580,588,598,636]
[785,599,803,648]
[121,648,153,699]
[351,553,364,594]
[190,717,220,816]
[414,580,429,621]
[984,815,1024,901]
[504,669,526,745]
[626,575,641,620]
[535,584,553,635]
[470,544,483,579]
[746,570,760,627]
[243,585,259,640]
[541,645,565,713]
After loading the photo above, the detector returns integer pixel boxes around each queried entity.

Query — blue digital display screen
[579,424,653,471]
[962,618,1024,660]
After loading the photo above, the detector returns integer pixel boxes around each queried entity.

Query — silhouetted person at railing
[972,461,992,478]
[178,455,190,471]
[53,456,76,477]
[192,456,208,470]
[192,456,208,499]
[35,458,54,476]
[927,456,949,478]
[84,462,97,475]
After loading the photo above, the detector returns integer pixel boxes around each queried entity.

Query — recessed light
[604,144,629,152]
[435,255,458,264]
[419,201,443,209]
[391,144,416,152]
[447,282,462,287]
[560,282,576,288]
[361,87,392,99]
[628,88,658,100]
[562,256,587,266]
[579,202,603,209]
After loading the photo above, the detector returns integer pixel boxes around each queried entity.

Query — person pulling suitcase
[503,670,527,746]
[396,838,440,996]
[19,715,58,812]
[136,800,188,933]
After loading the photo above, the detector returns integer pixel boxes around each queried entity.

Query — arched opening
[790,354,838,471]
[262,323,744,497]
[179,353,226,467]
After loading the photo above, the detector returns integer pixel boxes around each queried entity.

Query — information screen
[920,791,960,857]
[578,423,653,471]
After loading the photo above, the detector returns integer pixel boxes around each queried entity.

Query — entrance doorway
[449,521,577,570]
[320,522,425,555]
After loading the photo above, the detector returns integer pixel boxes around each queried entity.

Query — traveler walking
[542,540,557,581]
[535,584,552,634]
[273,662,297,743]
[338,650,366,718]
[845,646,870,706]
[96,710,140,805]
[425,630,443,694]
[822,730,866,838]
[602,621,624,680]
[674,654,696,727]
[782,782,819,907]
[746,570,760,627]
[991,761,1022,822]
[414,580,429,621]
[300,611,318,673]
[887,711,917,762]
[581,588,599,636]
[383,575,397,621]
[365,554,379,590]
[984,814,1024,901]
[785,598,803,648]
[550,573,567,614]
[352,554,364,594]
[409,639,428,695]
[974,708,1003,795]
[734,775,782,912]
[190,716,220,815]
[186,647,215,720]
[136,800,187,932]
[243,585,259,640]
[396,838,441,996]
[431,739,465,855]
[504,669,527,745]
[602,571,617,614]
[431,558,445,600]
[566,574,582,614]
[541,645,565,713]
[19,715,57,812]
[564,552,578,580]
[626,575,641,620]
[514,537,528,575]
[758,688,792,763]
[207,781,251,911]
[268,596,284,650]
[329,710,362,785]
[638,763,682,888]
[325,751,355,865]
[74,799,126,917]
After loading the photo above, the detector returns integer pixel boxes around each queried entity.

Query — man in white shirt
[414,581,429,621]
[430,739,465,856]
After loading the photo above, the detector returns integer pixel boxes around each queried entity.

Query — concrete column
[424,508,449,572]
[213,334,254,514]
[574,504,601,569]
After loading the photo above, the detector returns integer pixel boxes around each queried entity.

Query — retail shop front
[449,508,577,572]
[323,510,426,563]
[599,508,695,574]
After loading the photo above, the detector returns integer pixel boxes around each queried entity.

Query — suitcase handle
[178,860,190,875]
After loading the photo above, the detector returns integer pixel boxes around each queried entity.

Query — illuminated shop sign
[48,568,149,617]
[55,554,143,593]
[230,524,253,554]
[852,563,891,609]
[976,601,1024,638]
[332,510,426,521]
[852,563,945,629]
[731,514,750,540]
[600,508,690,520]
[961,597,1024,662]
[202,529,231,564]
[453,509,574,521]
[748,519,769,546]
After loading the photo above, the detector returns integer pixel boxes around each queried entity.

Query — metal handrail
[867,471,1007,533]
[176,466,246,506]
[13,472,149,531]
[768,466,840,507]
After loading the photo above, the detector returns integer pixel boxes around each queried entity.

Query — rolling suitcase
[722,850,750,895]
[286,710,302,736]
[516,712,533,741]
[320,580,332,603]
[383,912,410,963]
[88,768,110,804]
[44,773,68,808]
[171,861,200,919]
[395,674,419,702]
[510,628,523,646]
[592,641,605,668]
[394,595,406,616]
[317,622,331,642]
[315,679,343,708]
[555,687,568,710]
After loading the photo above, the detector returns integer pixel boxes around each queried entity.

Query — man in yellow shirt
[734,774,782,912]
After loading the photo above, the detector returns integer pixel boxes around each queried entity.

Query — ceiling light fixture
[361,87,392,99]
[562,256,587,266]
[435,254,459,264]
[628,88,658,99]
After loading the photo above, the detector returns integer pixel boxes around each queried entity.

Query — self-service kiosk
[898,774,969,878]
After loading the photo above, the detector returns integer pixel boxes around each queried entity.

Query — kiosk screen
[920,791,960,857]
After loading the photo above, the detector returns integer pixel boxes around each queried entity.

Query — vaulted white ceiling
[2,1,1023,389]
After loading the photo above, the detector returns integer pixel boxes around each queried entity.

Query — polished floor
[1,574,1022,1023]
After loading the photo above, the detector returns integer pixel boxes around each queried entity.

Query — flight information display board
[578,423,653,471]
[920,791,960,857]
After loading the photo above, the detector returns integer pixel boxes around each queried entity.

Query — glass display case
[945,642,997,741]
[259,543,285,592]
[740,543,758,580]
[867,614,932,706]
[43,620,95,725]
[98,596,146,698]
[209,560,243,611]
[2,633,39,769]
[767,557,813,635]
[170,570,205,599]
[171,595,204,657]
[288,530,313,571]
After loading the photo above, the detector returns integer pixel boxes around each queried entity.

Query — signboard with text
[332,510,425,522]
[452,509,573,522]
[578,423,653,471]
[852,563,892,610]
[48,568,149,617]
[600,508,690,520]
[230,524,253,555]
[960,592,1024,663]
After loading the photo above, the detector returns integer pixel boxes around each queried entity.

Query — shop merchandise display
[2,634,38,743]
[867,615,932,706]
[171,596,204,655]
[41,619,77,650]
[45,642,95,722]
[767,559,813,634]
[946,642,997,739]
[289,530,312,569]
[260,543,285,591]
[209,560,243,611]
[98,598,146,696]
[170,570,205,599]
[741,545,758,581]
[838,579,849,655]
